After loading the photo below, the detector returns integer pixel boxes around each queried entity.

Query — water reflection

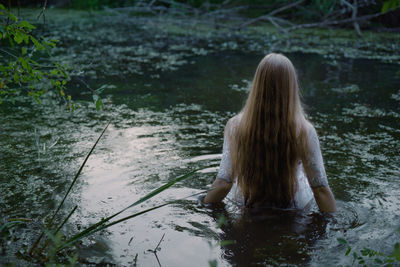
[204,202,329,266]
[1,50,400,266]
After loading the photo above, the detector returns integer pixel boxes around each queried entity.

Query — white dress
[216,114,329,210]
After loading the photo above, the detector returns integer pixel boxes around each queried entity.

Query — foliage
[382,0,400,13]
[0,4,71,106]
[338,236,400,267]
[65,0,400,30]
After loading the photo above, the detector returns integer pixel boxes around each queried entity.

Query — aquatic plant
[4,121,207,265]
[338,235,400,266]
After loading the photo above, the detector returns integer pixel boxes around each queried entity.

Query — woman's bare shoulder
[228,113,243,125]
[303,120,318,138]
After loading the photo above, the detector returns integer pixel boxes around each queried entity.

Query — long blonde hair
[230,53,308,208]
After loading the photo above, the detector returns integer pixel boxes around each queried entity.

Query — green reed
[24,120,209,264]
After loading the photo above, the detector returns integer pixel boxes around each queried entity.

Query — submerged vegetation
[338,235,400,267]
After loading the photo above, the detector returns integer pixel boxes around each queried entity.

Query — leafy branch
[0,4,71,106]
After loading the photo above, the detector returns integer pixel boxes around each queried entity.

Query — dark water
[1,12,400,267]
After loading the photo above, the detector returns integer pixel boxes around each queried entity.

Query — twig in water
[149,233,165,267]
[154,252,162,267]
[154,233,165,252]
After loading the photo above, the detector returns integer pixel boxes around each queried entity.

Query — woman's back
[217,113,327,209]
[203,53,336,213]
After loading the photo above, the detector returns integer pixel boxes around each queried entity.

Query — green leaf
[382,0,400,13]
[360,248,372,257]
[21,47,27,55]
[30,36,45,50]
[375,258,383,264]
[0,4,6,10]
[18,21,35,30]
[95,98,103,111]
[382,1,391,12]
[217,215,228,228]
[32,94,41,104]
[50,69,58,76]
[46,39,57,48]
[219,240,234,246]
[8,13,17,22]
[23,34,29,44]
[337,238,347,245]
[21,59,28,71]
[7,35,15,47]
[345,246,352,256]
[394,242,400,261]
[13,72,19,83]
[14,32,24,44]
[208,259,217,267]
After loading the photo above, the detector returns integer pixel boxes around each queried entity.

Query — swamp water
[1,11,400,267]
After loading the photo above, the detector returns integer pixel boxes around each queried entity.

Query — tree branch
[288,12,383,31]
[341,0,362,36]
[239,0,305,29]
[37,0,48,25]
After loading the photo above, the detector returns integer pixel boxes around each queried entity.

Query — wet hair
[230,53,308,208]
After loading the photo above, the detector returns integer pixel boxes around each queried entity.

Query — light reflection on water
[1,52,400,266]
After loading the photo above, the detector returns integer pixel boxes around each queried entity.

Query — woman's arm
[203,118,234,204]
[203,178,232,203]
[302,123,337,213]
[312,186,337,213]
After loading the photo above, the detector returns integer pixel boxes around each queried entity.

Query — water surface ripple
[1,44,400,266]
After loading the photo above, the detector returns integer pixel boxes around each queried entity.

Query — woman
[204,53,337,213]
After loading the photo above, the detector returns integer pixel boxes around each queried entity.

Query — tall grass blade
[57,203,169,251]
[56,170,206,251]
[0,220,26,233]
[51,122,110,223]
[53,205,78,236]
[29,121,110,255]
[37,205,78,255]
[123,168,201,210]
